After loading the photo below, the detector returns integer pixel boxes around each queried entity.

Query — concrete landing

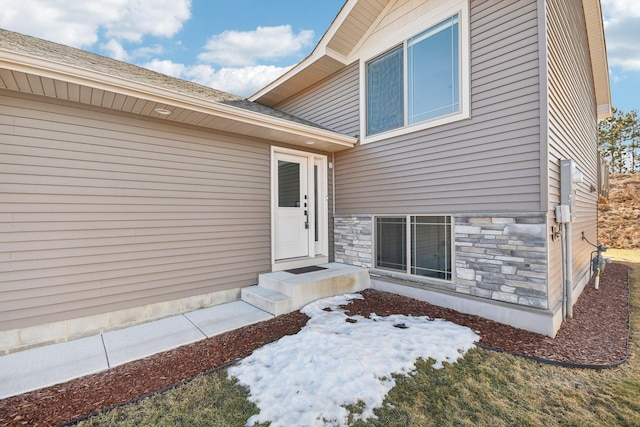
[241,263,370,316]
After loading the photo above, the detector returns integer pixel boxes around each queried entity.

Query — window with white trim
[375,216,452,281]
[366,13,461,137]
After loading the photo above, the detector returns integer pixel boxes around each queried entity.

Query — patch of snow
[228,294,478,427]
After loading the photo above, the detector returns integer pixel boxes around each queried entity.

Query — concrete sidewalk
[0,301,273,399]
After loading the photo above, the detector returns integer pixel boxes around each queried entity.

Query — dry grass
[599,174,640,249]
[79,252,640,426]
[70,176,640,426]
[606,248,640,264]
[74,178,640,426]
[356,252,640,426]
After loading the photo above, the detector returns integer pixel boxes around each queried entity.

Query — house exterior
[0,0,610,354]
[0,27,359,354]
[251,0,610,336]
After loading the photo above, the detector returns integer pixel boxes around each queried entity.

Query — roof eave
[583,0,612,119]
[249,0,356,106]
[249,49,348,106]
[0,49,357,152]
[250,0,390,107]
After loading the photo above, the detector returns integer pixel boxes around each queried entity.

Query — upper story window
[407,15,459,125]
[363,8,468,141]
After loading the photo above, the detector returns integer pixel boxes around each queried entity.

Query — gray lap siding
[0,90,272,331]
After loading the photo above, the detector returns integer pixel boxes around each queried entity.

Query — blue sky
[601,0,640,113]
[0,0,638,112]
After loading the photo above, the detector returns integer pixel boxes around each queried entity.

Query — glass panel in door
[274,155,308,260]
[278,161,300,207]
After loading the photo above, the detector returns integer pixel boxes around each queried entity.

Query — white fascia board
[344,0,397,65]
[249,0,357,102]
[0,49,356,148]
[249,44,347,103]
[582,0,611,118]
[325,47,349,64]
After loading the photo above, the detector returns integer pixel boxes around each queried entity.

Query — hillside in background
[598,174,640,249]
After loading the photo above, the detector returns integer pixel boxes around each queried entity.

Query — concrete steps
[241,285,292,316]
[241,263,370,316]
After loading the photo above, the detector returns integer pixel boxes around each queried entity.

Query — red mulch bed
[0,263,630,426]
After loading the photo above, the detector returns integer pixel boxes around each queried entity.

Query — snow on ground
[227,293,479,427]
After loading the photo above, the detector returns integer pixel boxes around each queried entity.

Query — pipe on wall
[565,221,573,318]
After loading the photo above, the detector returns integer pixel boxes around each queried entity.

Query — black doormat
[285,265,328,275]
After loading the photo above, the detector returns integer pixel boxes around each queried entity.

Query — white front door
[274,152,309,260]
[272,149,329,266]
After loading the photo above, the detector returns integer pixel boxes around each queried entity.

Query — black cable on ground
[478,343,628,370]
[480,267,632,370]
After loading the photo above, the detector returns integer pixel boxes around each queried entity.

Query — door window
[278,160,301,208]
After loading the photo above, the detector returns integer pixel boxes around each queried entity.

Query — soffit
[250,0,389,107]
[255,0,612,120]
[582,0,611,119]
[247,55,347,107]
[0,31,356,152]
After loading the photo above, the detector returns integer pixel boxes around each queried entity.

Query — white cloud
[0,0,191,48]
[143,59,291,97]
[1,2,306,96]
[131,44,166,60]
[602,0,640,71]
[187,64,292,97]
[143,59,187,78]
[198,25,314,67]
[100,39,130,61]
[602,0,640,17]
[1,2,312,97]
[102,0,191,42]
[102,43,168,64]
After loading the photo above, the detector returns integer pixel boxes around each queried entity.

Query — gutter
[0,49,357,149]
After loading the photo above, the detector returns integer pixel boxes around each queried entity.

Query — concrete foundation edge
[0,287,242,355]
[371,278,562,337]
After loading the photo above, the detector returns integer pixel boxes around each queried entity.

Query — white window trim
[373,214,454,284]
[358,0,470,145]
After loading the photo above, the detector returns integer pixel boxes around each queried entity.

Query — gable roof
[250,0,387,106]
[0,29,356,152]
[250,0,612,119]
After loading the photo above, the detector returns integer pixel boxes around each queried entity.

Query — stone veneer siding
[454,215,548,309]
[334,214,373,268]
[334,213,548,310]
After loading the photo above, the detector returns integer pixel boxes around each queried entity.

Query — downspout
[560,159,581,318]
[565,221,573,318]
[559,222,566,319]
[332,152,336,216]
[331,152,337,264]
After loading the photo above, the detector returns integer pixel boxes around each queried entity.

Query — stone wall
[454,215,548,308]
[334,214,373,268]
[334,213,549,310]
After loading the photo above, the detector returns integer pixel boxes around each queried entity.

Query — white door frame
[271,146,328,271]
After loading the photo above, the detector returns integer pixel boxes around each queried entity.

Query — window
[376,216,452,281]
[408,15,459,124]
[366,47,404,136]
[366,13,461,136]
[277,160,300,207]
